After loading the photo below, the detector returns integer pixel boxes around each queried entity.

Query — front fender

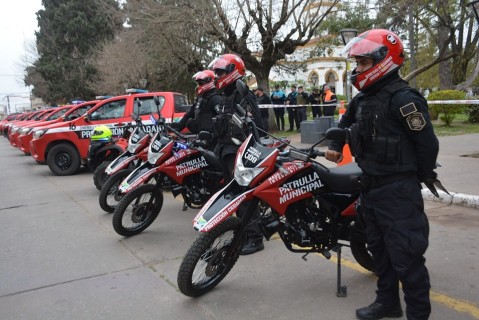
[118,162,157,193]
[193,180,255,232]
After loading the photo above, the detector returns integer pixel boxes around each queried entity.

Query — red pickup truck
[30,91,188,175]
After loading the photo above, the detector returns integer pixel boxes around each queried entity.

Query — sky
[0,0,43,113]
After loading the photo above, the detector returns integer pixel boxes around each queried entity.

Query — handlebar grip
[313,150,325,158]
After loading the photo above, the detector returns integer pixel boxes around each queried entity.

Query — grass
[431,114,479,136]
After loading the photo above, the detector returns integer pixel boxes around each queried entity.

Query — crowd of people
[255,83,338,132]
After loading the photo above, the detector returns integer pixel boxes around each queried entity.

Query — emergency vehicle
[30,90,189,175]
[16,101,98,155]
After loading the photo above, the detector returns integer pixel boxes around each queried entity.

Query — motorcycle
[92,100,153,191]
[111,125,225,237]
[176,80,374,298]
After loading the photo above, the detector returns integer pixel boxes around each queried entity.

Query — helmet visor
[342,37,387,60]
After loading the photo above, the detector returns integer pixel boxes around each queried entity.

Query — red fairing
[159,148,209,184]
[341,201,357,217]
[254,162,318,215]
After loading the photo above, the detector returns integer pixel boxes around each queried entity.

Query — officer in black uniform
[209,53,266,255]
[171,70,221,145]
[326,29,439,320]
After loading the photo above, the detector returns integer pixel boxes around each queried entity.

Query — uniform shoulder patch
[399,102,417,117]
[406,112,426,131]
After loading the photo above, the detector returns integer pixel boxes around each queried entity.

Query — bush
[465,103,479,123]
[427,90,466,126]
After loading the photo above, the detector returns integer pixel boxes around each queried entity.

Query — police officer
[209,53,266,255]
[170,70,221,145]
[325,29,439,320]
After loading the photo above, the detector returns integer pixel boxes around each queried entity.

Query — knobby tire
[112,184,163,237]
[177,216,243,297]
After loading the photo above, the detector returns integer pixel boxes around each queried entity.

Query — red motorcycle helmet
[344,29,405,91]
[208,54,246,90]
[193,70,215,95]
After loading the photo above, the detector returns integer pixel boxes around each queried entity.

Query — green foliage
[464,97,479,123]
[427,90,466,126]
[32,0,122,103]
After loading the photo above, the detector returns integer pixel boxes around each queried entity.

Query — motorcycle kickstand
[182,201,188,211]
[335,245,347,297]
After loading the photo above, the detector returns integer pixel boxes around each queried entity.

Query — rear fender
[193,180,255,232]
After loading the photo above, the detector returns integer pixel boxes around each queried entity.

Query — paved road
[0,138,478,320]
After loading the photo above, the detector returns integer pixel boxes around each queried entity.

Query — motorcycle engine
[282,198,336,251]
[182,171,222,208]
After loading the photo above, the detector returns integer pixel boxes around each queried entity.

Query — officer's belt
[359,173,415,190]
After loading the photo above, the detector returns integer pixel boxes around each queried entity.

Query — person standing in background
[255,87,271,133]
[285,85,298,131]
[271,84,286,131]
[295,86,308,132]
[321,84,338,116]
[309,88,322,118]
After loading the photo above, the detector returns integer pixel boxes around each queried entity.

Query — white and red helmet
[193,70,215,95]
[208,54,246,90]
[343,29,405,90]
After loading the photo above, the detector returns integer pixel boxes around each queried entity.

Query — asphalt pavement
[0,134,478,320]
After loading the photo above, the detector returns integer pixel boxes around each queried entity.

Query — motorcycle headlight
[11,127,19,133]
[33,129,48,139]
[234,155,264,186]
[20,127,32,135]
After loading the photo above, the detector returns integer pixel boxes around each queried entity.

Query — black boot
[356,302,403,320]
[240,237,264,255]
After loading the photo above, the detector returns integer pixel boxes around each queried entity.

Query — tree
[30,0,123,103]
[127,0,340,94]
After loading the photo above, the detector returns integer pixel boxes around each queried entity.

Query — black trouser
[323,104,336,116]
[273,108,285,131]
[287,108,298,130]
[220,149,263,240]
[361,176,431,320]
[311,105,322,118]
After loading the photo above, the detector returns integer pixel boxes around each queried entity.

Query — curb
[421,188,479,209]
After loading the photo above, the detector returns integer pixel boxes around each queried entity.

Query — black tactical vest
[354,79,419,175]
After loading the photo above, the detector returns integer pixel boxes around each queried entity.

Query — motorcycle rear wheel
[177,216,243,297]
[93,161,112,191]
[99,169,132,213]
[112,184,163,237]
[350,239,375,272]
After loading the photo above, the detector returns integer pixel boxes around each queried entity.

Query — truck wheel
[47,143,81,176]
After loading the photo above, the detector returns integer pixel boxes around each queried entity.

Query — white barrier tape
[258,104,339,108]
[258,100,479,108]
[427,100,479,104]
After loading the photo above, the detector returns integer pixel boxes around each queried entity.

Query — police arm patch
[399,102,417,117]
[406,112,426,131]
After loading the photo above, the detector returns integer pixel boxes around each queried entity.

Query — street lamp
[339,29,358,103]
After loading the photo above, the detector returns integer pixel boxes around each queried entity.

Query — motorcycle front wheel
[99,169,132,213]
[112,184,163,237]
[177,216,243,297]
[93,160,112,191]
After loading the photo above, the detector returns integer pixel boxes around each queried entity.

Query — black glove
[420,171,450,198]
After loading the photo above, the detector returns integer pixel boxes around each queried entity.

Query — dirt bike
[93,100,155,191]
[111,124,225,237]
[176,80,374,298]
[97,122,151,212]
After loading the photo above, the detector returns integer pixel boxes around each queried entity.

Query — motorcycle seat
[321,162,363,193]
